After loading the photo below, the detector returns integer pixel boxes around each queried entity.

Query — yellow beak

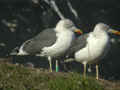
[109,29,120,35]
[74,29,83,34]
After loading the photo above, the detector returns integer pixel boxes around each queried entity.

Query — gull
[65,23,120,79]
[17,19,83,72]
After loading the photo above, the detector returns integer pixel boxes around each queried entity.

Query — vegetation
[0,63,104,90]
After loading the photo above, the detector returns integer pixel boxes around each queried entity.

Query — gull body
[66,23,119,79]
[18,19,82,72]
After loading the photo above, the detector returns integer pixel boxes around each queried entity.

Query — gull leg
[88,64,92,72]
[83,62,87,78]
[96,64,99,80]
[48,56,52,72]
[63,61,68,72]
[56,60,59,72]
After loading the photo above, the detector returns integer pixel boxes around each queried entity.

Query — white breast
[75,32,109,64]
[41,31,75,57]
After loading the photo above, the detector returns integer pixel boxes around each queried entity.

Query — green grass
[0,63,104,90]
[48,73,103,90]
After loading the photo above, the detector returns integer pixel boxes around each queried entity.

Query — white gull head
[55,19,78,33]
[93,23,110,33]
[92,23,110,37]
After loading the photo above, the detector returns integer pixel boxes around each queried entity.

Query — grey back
[22,28,57,54]
[66,33,89,58]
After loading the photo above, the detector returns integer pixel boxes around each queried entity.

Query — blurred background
[0,0,120,80]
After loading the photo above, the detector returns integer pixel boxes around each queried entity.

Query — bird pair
[17,19,120,80]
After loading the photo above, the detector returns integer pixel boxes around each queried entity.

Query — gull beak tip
[109,29,120,35]
[74,29,83,35]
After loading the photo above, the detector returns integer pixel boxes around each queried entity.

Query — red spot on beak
[74,29,83,35]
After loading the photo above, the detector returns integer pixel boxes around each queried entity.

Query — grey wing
[66,33,89,58]
[22,28,57,54]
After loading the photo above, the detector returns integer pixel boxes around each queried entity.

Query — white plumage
[75,24,110,64]
[41,30,75,57]
[18,19,82,72]
[65,23,119,79]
